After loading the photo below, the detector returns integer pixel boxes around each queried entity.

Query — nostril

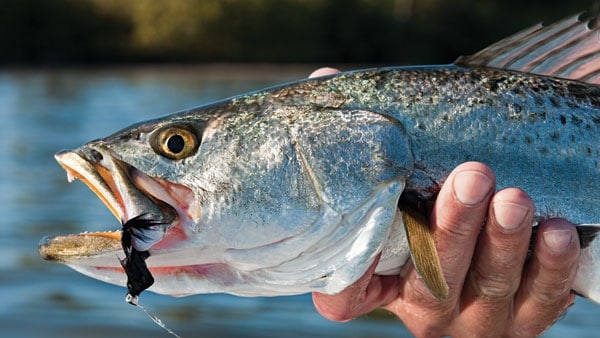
[89,149,103,163]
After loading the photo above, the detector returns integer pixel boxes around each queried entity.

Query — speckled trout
[39,13,600,303]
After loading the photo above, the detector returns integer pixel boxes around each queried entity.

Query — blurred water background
[2,1,600,337]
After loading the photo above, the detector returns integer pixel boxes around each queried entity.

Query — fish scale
[266,65,600,223]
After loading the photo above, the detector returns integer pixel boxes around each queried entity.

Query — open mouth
[39,145,198,264]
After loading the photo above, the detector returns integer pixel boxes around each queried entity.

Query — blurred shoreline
[1,0,593,66]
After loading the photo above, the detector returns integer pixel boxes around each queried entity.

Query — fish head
[39,83,413,297]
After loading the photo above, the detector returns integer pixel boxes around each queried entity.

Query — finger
[312,255,400,322]
[512,218,579,337]
[412,162,495,304]
[389,162,495,333]
[454,188,534,336]
[308,67,340,78]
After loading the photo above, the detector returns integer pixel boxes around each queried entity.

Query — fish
[39,11,600,304]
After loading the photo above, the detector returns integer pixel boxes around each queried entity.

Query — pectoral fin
[402,208,449,301]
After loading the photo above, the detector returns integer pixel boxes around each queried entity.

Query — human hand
[311,160,580,337]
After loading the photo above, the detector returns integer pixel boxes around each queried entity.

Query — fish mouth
[39,145,199,267]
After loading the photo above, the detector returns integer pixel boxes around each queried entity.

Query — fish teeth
[66,171,77,183]
[77,229,121,235]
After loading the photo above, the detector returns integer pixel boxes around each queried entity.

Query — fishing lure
[121,215,182,337]
[120,214,158,304]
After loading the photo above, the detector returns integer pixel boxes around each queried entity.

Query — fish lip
[38,231,123,262]
[55,146,177,227]
[54,149,124,221]
[46,147,193,262]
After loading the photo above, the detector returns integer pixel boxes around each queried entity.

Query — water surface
[1,66,598,337]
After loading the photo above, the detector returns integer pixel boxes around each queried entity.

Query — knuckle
[410,326,450,338]
[511,296,574,338]
[529,276,571,306]
[407,275,455,312]
[469,266,518,300]
[436,212,483,240]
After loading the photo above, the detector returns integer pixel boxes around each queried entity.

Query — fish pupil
[167,135,185,154]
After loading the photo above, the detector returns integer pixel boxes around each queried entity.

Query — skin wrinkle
[469,263,519,300]
[468,191,531,301]
[510,219,579,337]
[454,187,533,336]
[529,275,572,305]
[526,228,576,306]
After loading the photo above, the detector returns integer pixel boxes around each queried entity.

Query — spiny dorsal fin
[456,11,600,85]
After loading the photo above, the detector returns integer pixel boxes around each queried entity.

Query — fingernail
[453,170,493,206]
[542,229,572,255]
[493,201,530,230]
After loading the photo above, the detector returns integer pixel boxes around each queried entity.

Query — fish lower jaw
[38,231,122,263]
[66,260,342,297]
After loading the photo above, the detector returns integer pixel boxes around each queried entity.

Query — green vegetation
[0,0,593,65]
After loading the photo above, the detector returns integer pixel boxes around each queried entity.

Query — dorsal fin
[455,12,600,85]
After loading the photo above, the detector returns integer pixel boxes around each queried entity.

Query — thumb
[312,255,400,321]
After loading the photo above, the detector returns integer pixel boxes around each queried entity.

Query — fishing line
[126,294,183,338]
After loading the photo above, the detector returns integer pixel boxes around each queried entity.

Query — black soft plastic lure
[120,216,182,337]
[120,214,163,304]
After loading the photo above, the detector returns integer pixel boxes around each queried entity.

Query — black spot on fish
[549,131,560,141]
[549,96,561,108]
[566,100,578,109]
[513,104,523,114]
[132,129,141,140]
[119,129,140,141]
[486,76,506,92]
[507,111,522,121]
[539,147,549,155]
[571,115,583,126]
[533,96,545,107]
[524,136,534,144]
[527,111,546,123]
[560,115,567,125]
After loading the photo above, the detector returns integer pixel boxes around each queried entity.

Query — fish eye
[151,125,199,160]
